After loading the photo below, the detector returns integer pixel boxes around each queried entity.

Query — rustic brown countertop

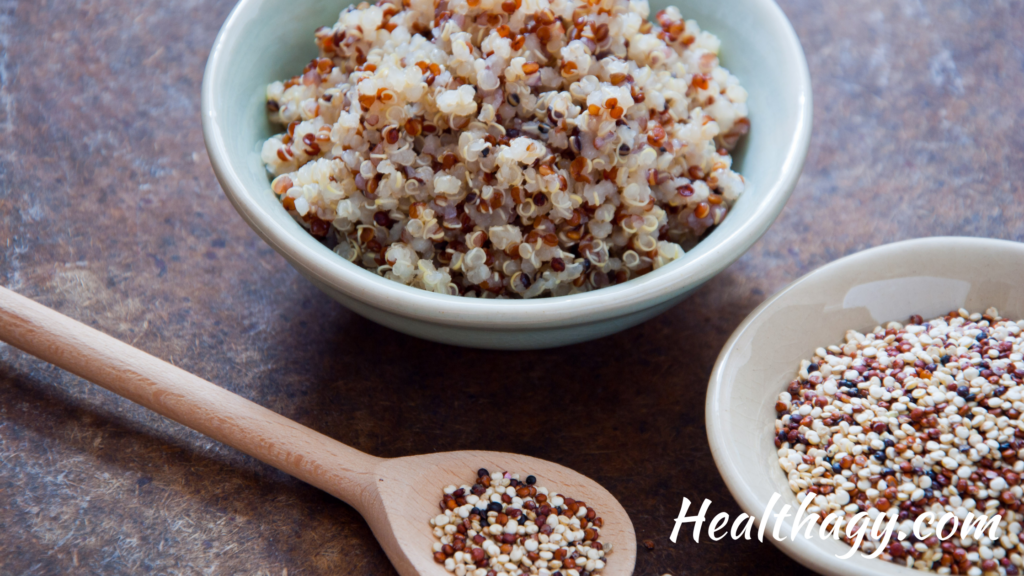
[1,0,1022,574]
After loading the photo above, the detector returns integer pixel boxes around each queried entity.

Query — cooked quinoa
[775,309,1024,574]
[262,0,749,298]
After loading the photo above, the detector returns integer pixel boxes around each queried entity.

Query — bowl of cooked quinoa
[707,237,1024,575]
[202,0,811,349]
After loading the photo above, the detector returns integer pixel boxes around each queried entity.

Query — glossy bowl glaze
[707,236,1024,575]
[202,0,811,349]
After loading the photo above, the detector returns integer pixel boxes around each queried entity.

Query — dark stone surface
[0,0,1022,574]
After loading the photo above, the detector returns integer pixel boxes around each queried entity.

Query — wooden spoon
[0,286,637,576]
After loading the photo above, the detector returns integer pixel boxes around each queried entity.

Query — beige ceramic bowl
[706,236,1024,575]
[202,0,811,349]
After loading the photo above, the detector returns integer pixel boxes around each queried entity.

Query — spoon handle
[0,286,381,507]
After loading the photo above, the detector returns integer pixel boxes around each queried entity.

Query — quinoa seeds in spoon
[432,469,610,576]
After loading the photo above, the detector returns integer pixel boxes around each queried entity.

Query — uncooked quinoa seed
[430,469,611,575]
[776,308,1024,575]
[262,0,749,298]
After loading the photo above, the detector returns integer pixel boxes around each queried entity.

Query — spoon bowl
[366,452,636,576]
[0,286,636,576]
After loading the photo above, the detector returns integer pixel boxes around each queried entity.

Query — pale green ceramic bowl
[201,0,812,349]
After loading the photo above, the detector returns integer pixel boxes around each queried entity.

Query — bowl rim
[705,236,1024,575]
[201,0,813,329]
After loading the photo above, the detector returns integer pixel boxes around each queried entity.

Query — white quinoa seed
[430,470,610,575]
[261,0,749,298]
[776,308,1024,575]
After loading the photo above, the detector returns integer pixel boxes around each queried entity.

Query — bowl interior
[203,0,810,321]
[707,237,1024,575]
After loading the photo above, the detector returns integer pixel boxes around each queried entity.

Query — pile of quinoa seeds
[776,308,1024,575]
[430,469,610,576]
[261,0,750,298]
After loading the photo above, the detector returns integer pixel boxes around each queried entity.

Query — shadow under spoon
[0,286,637,576]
